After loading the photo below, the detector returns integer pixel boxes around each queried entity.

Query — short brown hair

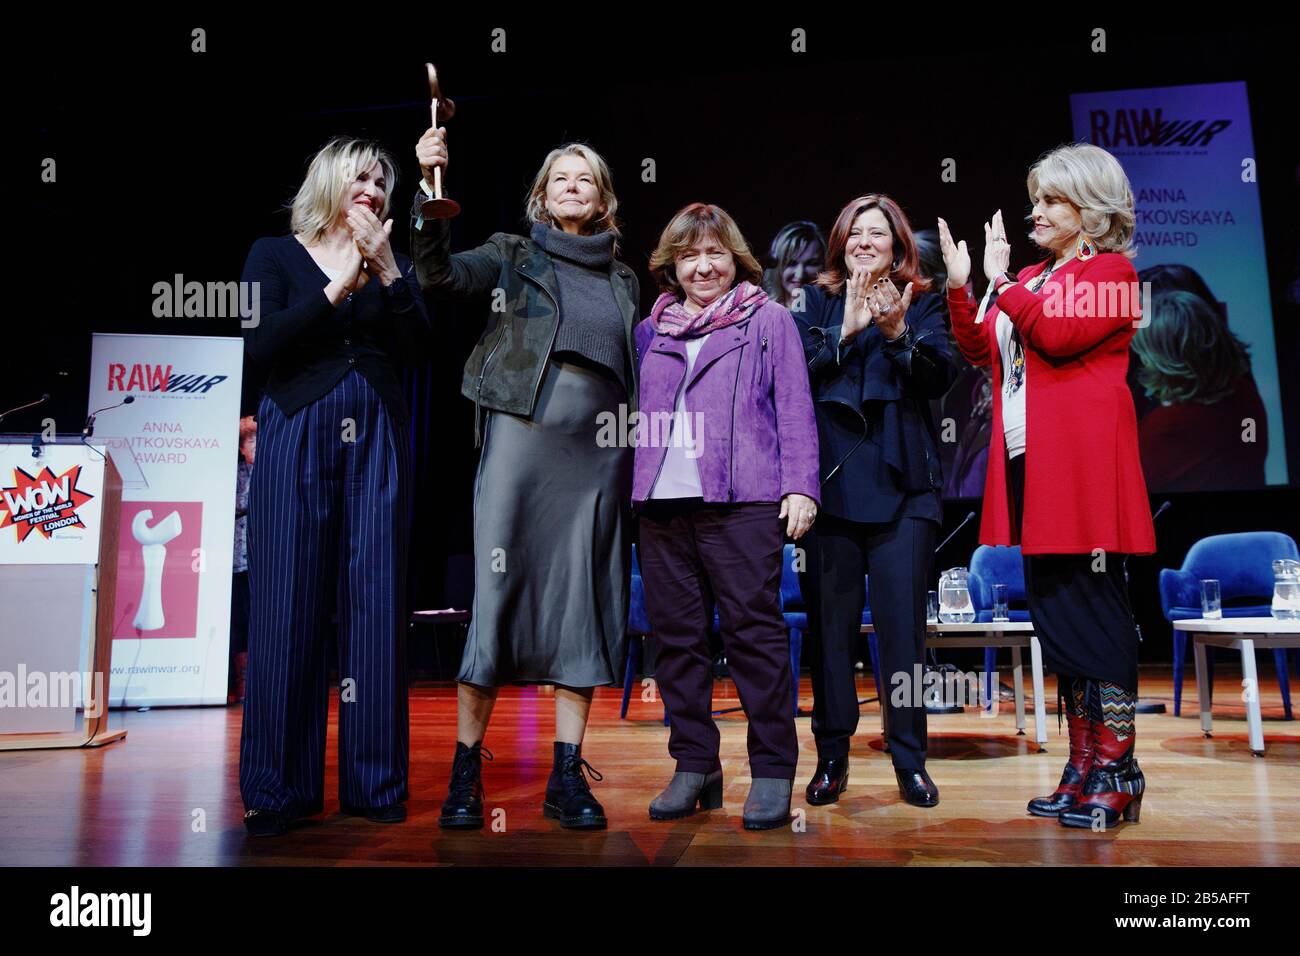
[648,203,764,296]
[816,194,932,297]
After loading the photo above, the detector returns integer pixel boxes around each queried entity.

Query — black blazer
[792,284,959,522]
[241,234,431,424]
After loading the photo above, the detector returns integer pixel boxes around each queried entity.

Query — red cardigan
[948,253,1156,555]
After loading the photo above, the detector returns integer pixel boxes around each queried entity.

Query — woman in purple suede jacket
[632,202,819,831]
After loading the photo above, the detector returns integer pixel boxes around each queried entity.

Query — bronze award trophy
[421,63,460,220]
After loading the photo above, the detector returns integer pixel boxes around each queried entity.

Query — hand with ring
[780,493,817,540]
[866,277,914,341]
[983,208,1012,283]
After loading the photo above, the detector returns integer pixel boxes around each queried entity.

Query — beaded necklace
[1004,255,1073,395]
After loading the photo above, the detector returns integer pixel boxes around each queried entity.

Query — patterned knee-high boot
[1027,675,1094,817]
[1059,680,1145,829]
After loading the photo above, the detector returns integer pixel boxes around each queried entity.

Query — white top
[996,310,1026,458]
[650,334,710,499]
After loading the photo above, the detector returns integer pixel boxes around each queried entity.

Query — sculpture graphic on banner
[131,509,183,631]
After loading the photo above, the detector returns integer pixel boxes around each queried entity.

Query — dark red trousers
[638,498,797,779]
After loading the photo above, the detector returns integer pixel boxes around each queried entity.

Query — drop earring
[1076,233,1097,260]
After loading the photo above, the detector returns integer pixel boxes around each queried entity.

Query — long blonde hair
[289,137,398,244]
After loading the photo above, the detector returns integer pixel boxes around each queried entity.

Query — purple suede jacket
[632,298,820,505]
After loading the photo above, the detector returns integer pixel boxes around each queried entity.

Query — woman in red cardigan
[937,143,1155,830]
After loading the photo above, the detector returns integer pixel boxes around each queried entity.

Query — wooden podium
[0,436,128,749]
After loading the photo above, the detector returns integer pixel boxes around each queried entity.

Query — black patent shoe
[805,756,850,806]
[895,767,940,807]
[542,741,607,830]
[243,808,289,837]
[440,741,493,829]
[341,802,407,824]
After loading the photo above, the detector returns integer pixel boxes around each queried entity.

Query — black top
[240,234,431,423]
[792,284,958,525]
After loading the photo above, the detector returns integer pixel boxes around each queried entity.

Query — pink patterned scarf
[649,281,768,339]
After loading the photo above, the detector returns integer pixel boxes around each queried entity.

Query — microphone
[935,510,977,556]
[0,393,50,424]
[1124,501,1172,579]
[1131,500,1172,713]
[84,395,135,439]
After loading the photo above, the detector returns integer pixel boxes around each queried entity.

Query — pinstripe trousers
[239,370,411,816]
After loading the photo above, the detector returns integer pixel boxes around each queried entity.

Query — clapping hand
[346,206,399,286]
[842,265,874,340]
[866,277,913,340]
[936,217,970,289]
[842,268,911,341]
[338,239,369,296]
[983,209,1012,283]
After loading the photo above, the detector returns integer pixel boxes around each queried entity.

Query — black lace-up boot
[439,741,493,829]
[542,741,607,829]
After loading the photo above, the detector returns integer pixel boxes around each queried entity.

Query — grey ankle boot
[743,777,793,830]
[649,770,724,820]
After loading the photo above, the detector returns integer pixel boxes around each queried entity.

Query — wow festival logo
[0,464,95,543]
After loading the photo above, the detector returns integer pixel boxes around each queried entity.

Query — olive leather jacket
[410,194,641,444]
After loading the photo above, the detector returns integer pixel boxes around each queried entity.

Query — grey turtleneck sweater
[530,223,628,391]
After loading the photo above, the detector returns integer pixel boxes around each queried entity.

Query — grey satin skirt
[459,356,633,688]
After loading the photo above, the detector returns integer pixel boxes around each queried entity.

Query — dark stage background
[14,14,1299,668]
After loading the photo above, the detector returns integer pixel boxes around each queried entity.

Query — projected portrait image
[1130,264,1269,492]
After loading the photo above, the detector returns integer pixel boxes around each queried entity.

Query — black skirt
[1007,453,1140,690]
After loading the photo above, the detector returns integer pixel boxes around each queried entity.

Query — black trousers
[803,513,936,770]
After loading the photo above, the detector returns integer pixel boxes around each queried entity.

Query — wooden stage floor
[2,670,1297,867]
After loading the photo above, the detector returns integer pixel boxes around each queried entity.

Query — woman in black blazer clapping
[792,194,958,809]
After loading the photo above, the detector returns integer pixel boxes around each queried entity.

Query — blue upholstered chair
[968,545,1033,698]
[618,544,745,725]
[859,577,881,700]
[780,544,806,716]
[621,543,653,720]
[622,543,673,725]
[789,550,880,703]
[1159,532,1298,719]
